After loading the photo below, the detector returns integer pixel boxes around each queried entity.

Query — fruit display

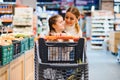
[0,34,34,66]
[14,34,29,38]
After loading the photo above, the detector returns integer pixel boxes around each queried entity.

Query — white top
[65,25,82,37]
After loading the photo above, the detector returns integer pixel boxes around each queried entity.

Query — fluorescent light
[91,6,95,12]
[0,0,3,3]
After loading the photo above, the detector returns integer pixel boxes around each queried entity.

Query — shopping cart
[35,38,88,80]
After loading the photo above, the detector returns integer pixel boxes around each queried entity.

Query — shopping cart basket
[36,38,88,80]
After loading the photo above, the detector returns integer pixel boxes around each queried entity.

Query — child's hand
[60,33,67,36]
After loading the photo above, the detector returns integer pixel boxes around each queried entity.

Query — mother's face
[65,12,77,26]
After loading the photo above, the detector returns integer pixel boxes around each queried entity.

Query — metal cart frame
[35,38,88,80]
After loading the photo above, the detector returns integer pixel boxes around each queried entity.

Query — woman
[64,7,83,60]
[64,7,82,37]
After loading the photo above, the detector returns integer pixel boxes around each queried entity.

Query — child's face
[65,12,77,26]
[53,16,65,32]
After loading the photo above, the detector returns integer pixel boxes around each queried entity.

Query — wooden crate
[10,54,24,80]
[0,48,34,80]
[25,49,34,80]
[0,65,9,80]
[109,31,120,53]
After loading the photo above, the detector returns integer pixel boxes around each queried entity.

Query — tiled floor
[87,41,120,80]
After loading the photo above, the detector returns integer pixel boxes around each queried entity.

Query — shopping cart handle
[45,42,78,47]
[40,63,86,68]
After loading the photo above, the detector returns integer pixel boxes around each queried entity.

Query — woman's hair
[66,7,81,33]
[48,15,62,32]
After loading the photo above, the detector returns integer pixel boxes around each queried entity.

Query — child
[48,14,66,36]
[48,14,70,61]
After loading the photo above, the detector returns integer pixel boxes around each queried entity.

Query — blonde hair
[66,7,81,33]
[75,22,80,33]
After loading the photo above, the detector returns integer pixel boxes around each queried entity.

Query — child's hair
[66,7,80,33]
[48,14,62,32]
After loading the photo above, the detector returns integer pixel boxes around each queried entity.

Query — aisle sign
[75,0,99,10]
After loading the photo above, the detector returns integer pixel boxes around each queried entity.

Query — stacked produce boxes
[0,44,13,65]
[0,34,34,66]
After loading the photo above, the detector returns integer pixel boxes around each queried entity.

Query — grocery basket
[36,38,88,80]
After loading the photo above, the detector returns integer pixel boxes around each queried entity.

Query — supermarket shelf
[0,29,13,34]
[91,42,103,44]
[91,10,114,49]
[91,46,103,49]
[92,29,104,31]
[91,37,104,40]
[0,4,14,30]
[0,11,13,14]
[92,33,105,36]
[1,19,12,22]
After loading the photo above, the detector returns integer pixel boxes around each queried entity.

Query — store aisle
[87,41,120,80]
